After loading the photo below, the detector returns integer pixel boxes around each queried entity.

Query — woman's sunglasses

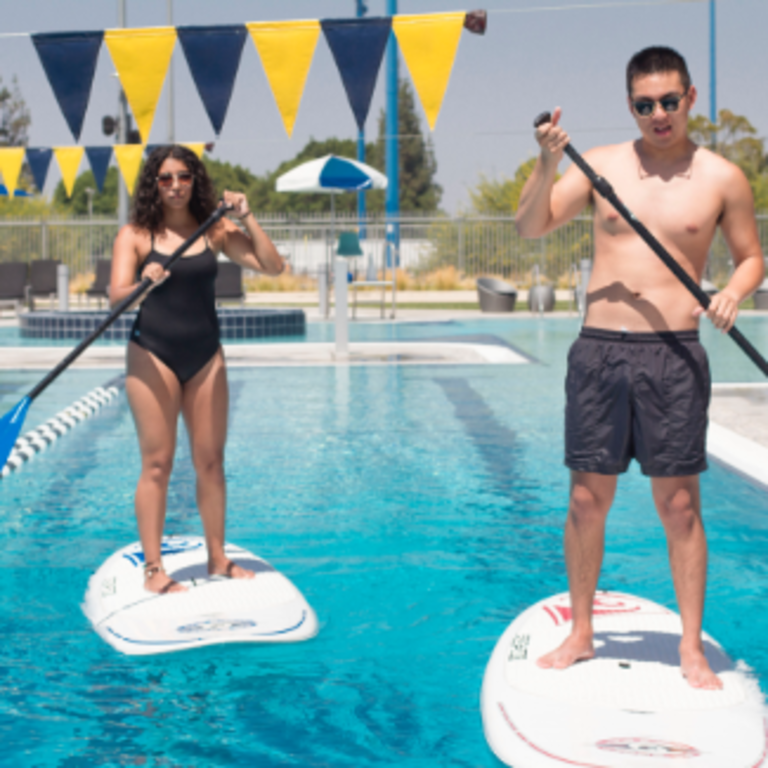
[631,92,687,118]
[156,171,193,188]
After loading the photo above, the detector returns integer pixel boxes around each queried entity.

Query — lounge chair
[215,261,244,306]
[0,262,29,312]
[85,259,112,308]
[477,277,517,313]
[27,259,60,310]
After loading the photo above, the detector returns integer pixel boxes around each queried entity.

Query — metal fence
[0,212,766,289]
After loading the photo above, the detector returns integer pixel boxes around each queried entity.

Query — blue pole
[709,0,716,126]
[385,0,399,271]
[357,1,367,238]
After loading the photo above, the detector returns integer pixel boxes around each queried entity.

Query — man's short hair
[626,47,691,95]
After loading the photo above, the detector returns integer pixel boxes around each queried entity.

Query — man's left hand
[693,290,739,332]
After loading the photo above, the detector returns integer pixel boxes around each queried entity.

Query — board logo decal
[596,738,700,758]
[507,634,530,661]
[122,538,204,567]
[543,595,643,626]
[177,619,257,634]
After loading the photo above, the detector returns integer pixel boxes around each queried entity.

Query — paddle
[0,202,234,470]
[533,112,768,377]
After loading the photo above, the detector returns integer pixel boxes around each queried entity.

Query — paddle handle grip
[531,112,768,377]
[27,204,234,402]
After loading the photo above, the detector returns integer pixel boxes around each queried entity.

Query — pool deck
[2,305,767,490]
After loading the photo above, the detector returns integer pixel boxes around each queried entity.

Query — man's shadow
[592,630,733,674]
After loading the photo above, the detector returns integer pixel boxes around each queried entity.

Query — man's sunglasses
[631,92,687,118]
[156,171,194,188]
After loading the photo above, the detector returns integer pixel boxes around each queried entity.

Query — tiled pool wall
[19,308,306,340]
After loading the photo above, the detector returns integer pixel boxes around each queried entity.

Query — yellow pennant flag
[247,20,321,138]
[0,148,26,197]
[393,13,465,130]
[181,143,205,159]
[113,144,145,196]
[53,146,85,198]
[105,27,177,143]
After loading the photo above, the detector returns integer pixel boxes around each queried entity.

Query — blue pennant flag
[145,145,171,157]
[321,18,391,131]
[177,25,247,136]
[25,148,53,193]
[85,147,112,193]
[31,31,104,141]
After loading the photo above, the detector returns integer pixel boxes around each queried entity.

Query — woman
[110,146,284,594]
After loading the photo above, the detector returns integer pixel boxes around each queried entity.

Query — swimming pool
[0,317,765,766]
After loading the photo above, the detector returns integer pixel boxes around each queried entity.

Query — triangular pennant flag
[177,25,247,136]
[0,148,27,197]
[181,143,206,159]
[247,20,321,138]
[31,31,103,141]
[392,13,465,130]
[321,18,391,131]
[26,148,53,193]
[145,144,170,157]
[113,144,144,196]
[85,147,113,193]
[53,146,85,198]
[105,27,177,143]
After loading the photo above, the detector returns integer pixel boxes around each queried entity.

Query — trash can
[528,283,555,312]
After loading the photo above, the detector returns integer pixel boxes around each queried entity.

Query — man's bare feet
[537,632,595,669]
[680,644,722,690]
[143,562,187,594]
[208,559,255,580]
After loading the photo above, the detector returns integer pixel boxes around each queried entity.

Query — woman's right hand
[141,261,170,289]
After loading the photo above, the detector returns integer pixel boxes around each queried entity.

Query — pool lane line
[0,375,125,479]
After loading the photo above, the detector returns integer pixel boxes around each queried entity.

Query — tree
[688,110,768,209]
[465,158,538,215]
[0,76,30,148]
[367,79,442,213]
[53,167,119,215]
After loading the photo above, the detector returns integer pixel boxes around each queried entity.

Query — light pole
[709,0,717,149]
[117,0,129,227]
[356,1,368,238]
[85,187,95,276]
[168,0,175,144]
[385,0,399,316]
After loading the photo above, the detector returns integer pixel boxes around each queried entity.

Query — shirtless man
[515,46,764,689]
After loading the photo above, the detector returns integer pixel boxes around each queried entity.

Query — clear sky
[0,0,765,212]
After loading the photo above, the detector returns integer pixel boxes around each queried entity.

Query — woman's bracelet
[239,210,253,222]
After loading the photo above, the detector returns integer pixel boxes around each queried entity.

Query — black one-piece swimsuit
[130,241,220,384]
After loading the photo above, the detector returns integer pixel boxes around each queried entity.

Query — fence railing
[0,212,766,289]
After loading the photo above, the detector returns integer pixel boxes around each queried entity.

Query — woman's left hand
[222,190,251,222]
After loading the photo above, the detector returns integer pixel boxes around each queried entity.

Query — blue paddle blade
[0,397,31,470]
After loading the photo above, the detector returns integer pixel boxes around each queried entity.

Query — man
[515,46,764,690]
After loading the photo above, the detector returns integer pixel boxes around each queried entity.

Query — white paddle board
[482,591,767,767]
[83,536,318,655]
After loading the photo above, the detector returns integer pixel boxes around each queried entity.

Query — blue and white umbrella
[275,154,387,194]
[276,155,388,303]
[0,185,31,198]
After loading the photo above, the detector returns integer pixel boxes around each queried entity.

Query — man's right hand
[535,107,571,165]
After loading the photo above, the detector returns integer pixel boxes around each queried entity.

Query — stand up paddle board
[482,591,767,768]
[83,536,318,655]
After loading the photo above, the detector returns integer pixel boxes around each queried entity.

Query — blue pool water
[0,317,766,766]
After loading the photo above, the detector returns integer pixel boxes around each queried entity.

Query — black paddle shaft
[27,204,234,401]
[533,112,768,377]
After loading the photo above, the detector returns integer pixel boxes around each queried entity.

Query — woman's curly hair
[130,145,217,232]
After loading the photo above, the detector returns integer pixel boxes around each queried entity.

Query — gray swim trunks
[565,327,711,477]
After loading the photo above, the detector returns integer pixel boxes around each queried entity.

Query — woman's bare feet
[537,631,595,669]
[143,562,187,594]
[208,558,255,580]
[680,643,722,690]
